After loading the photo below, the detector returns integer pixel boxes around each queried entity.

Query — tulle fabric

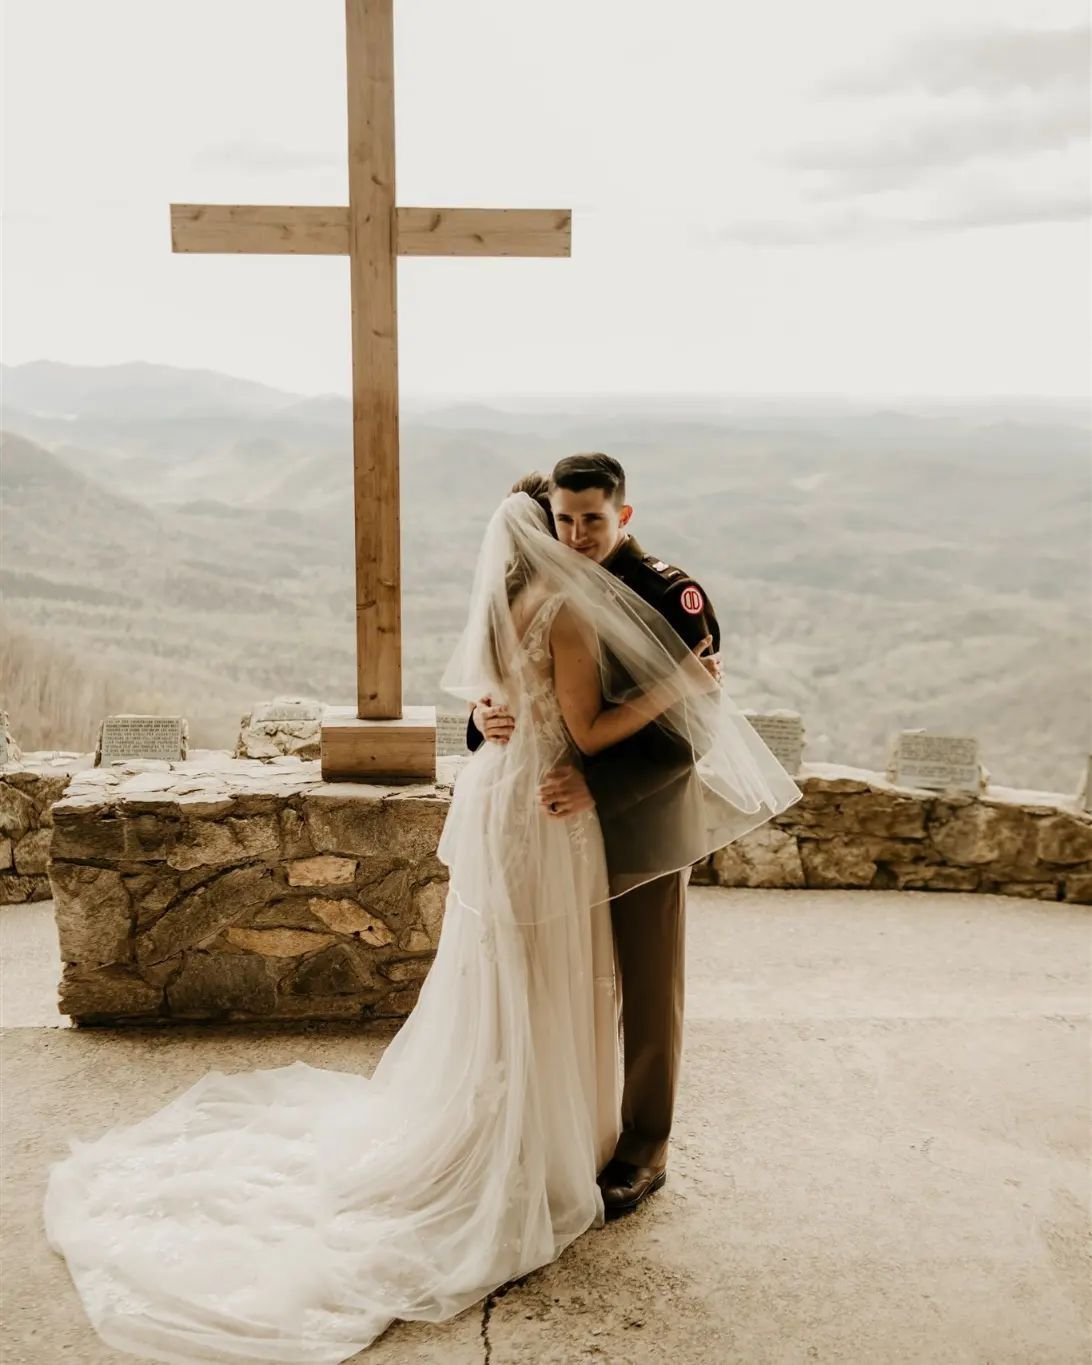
[442,493,803,901]
[43,593,620,1364]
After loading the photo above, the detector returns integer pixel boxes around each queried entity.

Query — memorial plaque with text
[890,731,980,792]
[251,700,323,724]
[437,713,470,757]
[97,716,187,766]
[743,711,804,776]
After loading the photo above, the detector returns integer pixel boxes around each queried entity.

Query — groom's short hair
[550,453,627,507]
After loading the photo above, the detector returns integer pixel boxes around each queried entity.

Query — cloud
[715,23,1090,245]
[710,191,1090,248]
[787,90,1089,197]
[819,24,1091,96]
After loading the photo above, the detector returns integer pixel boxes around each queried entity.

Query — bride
[43,491,799,1364]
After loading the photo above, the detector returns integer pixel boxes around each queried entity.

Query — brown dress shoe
[596,1157,629,1186]
[599,1160,667,1219]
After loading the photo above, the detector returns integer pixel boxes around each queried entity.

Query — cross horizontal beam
[171,204,572,258]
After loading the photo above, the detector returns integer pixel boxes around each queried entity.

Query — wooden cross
[170,0,570,781]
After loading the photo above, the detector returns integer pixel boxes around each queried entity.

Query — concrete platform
[2,887,1089,1364]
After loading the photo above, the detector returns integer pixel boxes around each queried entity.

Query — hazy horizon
[4,358,1088,414]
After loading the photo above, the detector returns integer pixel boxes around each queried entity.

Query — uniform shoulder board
[644,556,685,581]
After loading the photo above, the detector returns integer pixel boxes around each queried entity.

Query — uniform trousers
[608,868,687,1171]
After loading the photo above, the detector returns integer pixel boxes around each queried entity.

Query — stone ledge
[46,752,458,1026]
[1,752,93,906]
[14,750,1092,1025]
[689,763,1092,903]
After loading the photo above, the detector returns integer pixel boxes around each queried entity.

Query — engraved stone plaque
[251,699,324,724]
[437,713,470,757]
[743,710,804,776]
[889,731,980,792]
[97,715,187,766]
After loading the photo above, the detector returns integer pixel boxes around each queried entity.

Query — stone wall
[690,763,1092,903]
[49,753,457,1026]
[11,750,1092,1027]
[0,755,92,906]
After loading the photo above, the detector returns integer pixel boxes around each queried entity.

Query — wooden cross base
[321,705,438,784]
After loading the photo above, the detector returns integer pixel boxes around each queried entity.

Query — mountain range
[1,360,1088,792]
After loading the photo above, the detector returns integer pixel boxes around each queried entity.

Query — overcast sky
[3,0,1089,399]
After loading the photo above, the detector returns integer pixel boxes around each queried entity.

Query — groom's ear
[619,503,634,527]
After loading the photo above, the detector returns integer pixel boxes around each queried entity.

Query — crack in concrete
[479,1290,496,1365]
[480,1272,532,1364]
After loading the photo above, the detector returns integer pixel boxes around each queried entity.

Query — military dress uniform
[466,535,719,1178]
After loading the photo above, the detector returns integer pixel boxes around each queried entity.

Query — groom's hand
[539,766,596,819]
[472,696,515,744]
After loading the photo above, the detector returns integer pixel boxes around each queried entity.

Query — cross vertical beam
[168,0,573,777]
[347,0,401,718]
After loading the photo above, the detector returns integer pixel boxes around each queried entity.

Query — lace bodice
[509,593,572,765]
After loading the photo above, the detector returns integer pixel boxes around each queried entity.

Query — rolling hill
[1,361,1088,790]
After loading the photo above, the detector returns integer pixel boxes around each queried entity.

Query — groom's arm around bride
[467,467,722,825]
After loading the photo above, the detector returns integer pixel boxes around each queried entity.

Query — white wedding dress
[43,594,621,1364]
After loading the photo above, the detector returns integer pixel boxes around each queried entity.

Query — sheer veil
[441,492,803,904]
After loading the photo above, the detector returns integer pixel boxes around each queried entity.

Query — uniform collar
[603,532,643,573]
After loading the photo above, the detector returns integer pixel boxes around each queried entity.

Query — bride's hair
[508,472,556,536]
[485,474,557,680]
[503,472,555,608]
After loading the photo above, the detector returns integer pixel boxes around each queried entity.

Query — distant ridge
[0,430,153,522]
[1,360,308,421]
[2,360,1087,426]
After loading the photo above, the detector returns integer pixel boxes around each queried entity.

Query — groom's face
[549,486,633,565]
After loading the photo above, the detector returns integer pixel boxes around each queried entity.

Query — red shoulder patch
[680,586,705,615]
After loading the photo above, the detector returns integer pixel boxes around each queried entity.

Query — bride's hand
[688,636,722,692]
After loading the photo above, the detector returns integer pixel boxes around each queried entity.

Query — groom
[467,453,722,1218]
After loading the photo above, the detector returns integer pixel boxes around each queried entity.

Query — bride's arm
[551,606,711,757]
